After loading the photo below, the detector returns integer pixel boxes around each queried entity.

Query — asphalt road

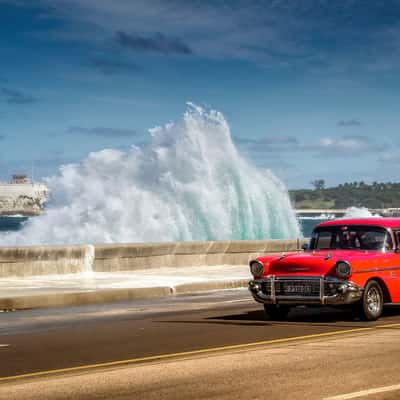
[1,289,400,399]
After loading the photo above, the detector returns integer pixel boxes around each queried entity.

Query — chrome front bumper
[248,276,363,306]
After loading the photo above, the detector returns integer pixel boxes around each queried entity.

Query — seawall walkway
[0,239,306,310]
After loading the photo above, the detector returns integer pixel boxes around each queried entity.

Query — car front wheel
[355,280,384,321]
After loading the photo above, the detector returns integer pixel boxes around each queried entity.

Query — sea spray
[1,103,300,245]
[342,207,381,218]
[82,244,95,274]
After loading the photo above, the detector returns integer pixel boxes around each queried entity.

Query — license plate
[285,285,312,294]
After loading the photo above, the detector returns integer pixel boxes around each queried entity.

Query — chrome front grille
[261,277,321,297]
[259,276,325,303]
[249,276,363,306]
[277,280,320,297]
[261,281,272,295]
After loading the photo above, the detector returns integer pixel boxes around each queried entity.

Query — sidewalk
[0,265,251,310]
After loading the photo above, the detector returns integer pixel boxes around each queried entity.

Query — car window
[311,226,392,252]
[314,231,332,249]
[395,231,400,249]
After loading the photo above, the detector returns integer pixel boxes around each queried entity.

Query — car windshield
[310,225,393,252]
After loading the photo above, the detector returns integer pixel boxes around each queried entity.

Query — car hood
[260,250,387,276]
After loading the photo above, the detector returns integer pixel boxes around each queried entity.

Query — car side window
[360,230,393,251]
[395,231,400,250]
[315,231,332,249]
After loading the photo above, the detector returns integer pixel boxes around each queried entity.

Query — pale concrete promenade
[0,265,249,310]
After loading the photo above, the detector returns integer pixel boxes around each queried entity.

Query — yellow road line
[375,322,400,329]
[324,383,400,399]
[1,322,399,383]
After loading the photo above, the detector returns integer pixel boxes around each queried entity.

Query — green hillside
[289,181,400,209]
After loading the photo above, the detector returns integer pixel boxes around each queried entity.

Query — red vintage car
[249,218,400,321]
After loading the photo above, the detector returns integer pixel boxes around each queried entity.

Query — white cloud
[236,134,382,156]
[338,119,362,127]
[317,136,372,152]
[379,152,400,164]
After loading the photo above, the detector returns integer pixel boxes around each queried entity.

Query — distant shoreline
[0,210,41,217]
[295,208,400,217]
[290,182,400,210]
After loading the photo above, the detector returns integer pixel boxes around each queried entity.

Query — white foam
[1,103,300,245]
[342,207,381,219]
[82,245,95,274]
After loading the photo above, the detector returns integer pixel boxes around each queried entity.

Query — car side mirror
[301,243,309,251]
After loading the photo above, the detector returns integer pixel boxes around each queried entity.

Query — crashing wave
[342,207,381,219]
[1,103,300,245]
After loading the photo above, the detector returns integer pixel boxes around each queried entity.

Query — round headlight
[250,261,264,276]
[336,261,352,278]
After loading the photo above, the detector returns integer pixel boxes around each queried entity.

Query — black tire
[354,280,384,321]
[264,304,290,320]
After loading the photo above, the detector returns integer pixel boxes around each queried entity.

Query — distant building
[0,175,48,216]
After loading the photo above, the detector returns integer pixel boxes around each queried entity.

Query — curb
[0,279,249,310]
[174,279,249,294]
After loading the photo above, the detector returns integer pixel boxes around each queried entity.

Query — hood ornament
[279,252,287,260]
[324,253,333,261]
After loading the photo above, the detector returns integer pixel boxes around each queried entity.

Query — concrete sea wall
[0,245,93,278]
[0,239,307,278]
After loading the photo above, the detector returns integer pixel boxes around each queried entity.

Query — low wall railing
[0,239,308,278]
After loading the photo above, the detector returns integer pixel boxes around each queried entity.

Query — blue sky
[1,0,400,189]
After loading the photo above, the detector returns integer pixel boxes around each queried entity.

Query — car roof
[316,218,400,229]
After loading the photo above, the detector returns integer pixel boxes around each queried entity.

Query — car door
[389,230,400,303]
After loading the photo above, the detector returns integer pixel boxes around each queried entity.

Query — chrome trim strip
[271,275,276,304]
[354,266,400,274]
[272,296,321,301]
[320,276,324,304]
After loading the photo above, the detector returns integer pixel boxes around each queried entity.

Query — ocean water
[0,217,28,232]
[0,211,375,242]
[0,216,317,237]
[0,103,301,246]
[298,218,328,238]
[298,207,380,238]
[0,215,321,240]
